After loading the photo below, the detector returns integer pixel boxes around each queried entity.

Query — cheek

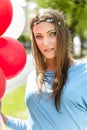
[36,42,41,49]
[53,38,57,47]
[35,39,42,47]
[54,40,58,53]
[36,42,42,52]
[36,38,44,47]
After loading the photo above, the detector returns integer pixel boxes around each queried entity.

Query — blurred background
[19,0,87,58]
[1,0,87,129]
[5,0,87,97]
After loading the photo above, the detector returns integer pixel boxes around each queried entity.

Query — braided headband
[30,18,62,29]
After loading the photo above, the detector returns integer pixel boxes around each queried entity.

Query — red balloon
[0,0,13,36]
[0,68,6,99]
[0,36,27,79]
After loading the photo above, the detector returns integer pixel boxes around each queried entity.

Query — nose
[43,36,50,46]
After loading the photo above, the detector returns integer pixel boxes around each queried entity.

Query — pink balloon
[0,68,6,99]
[0,0,13,36]
[0,36,27,79]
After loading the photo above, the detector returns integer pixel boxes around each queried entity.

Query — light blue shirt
[6,61,87,130]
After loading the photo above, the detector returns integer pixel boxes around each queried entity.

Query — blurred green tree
[26,0,87,57]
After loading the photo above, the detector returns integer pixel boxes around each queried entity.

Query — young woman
[0,8,87,130]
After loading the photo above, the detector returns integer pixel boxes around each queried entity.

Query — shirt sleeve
[6,116,31,130]
[5,71,36,130]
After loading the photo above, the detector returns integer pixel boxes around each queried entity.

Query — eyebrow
[47,28,55,33]
[34,29,55,35]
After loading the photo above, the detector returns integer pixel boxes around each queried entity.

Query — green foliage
[2,84,28,119]
[18,34,31,49]
[35,0,87,37]
[18,34,31,43]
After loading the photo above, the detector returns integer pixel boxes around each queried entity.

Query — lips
[44,48,54,52]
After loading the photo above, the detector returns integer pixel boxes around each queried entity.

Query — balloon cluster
[0,0,27,99]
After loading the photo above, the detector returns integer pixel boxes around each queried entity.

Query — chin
[46,56,56,60]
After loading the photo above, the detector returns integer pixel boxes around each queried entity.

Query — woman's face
[33,22,57,60]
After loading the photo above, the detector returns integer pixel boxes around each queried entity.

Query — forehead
[33,22,55,34]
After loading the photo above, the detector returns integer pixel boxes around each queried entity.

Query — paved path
[6,54,34,94]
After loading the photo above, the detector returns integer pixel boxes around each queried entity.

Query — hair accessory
[46,18,53,22]
[33,20,40,25]
[33,18,53,26]
[31,18,62,29]
[58,21,61,25]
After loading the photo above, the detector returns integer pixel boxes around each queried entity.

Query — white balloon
[11,0,26,7]
[2,1,25,39]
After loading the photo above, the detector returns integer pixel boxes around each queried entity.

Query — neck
[46,57,76,71]
[46,58,56,71]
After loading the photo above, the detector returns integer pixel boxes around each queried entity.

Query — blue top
[6,61,87,130]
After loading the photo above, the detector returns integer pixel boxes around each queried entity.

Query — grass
[2,83,28,120]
